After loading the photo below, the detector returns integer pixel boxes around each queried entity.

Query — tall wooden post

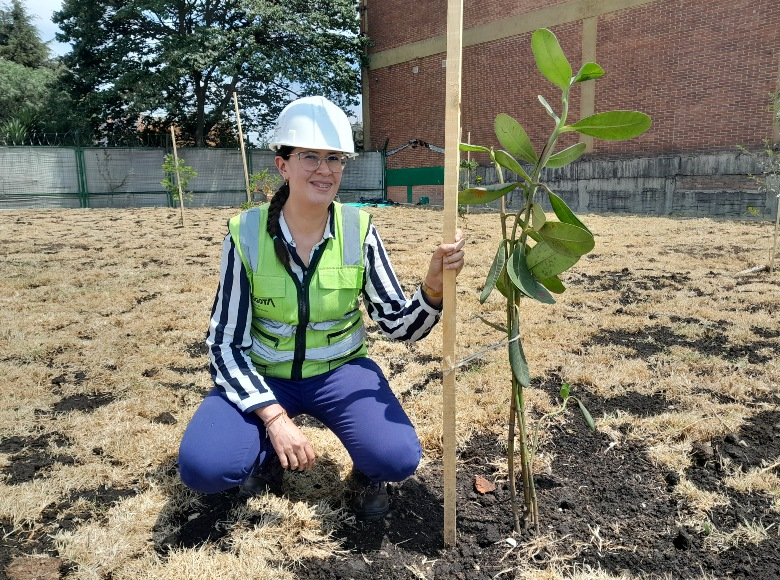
[170,126,186,227]
[233,92,252,205]
[442,0,463,548]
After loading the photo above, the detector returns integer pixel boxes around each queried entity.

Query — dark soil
[4,381,779,579]
[1,211,778,579]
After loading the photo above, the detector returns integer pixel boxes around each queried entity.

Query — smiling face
[275,148,344,210]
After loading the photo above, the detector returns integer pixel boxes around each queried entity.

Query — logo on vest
[253,297,276,307]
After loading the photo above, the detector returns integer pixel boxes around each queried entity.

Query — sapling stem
[507,375,522,532]
[515,380,537,530]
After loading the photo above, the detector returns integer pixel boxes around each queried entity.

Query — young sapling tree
[161,153,198,205]
[241,168,281,210]
[458,28,651,533]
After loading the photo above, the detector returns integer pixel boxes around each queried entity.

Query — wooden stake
[442,0,463,548]
[233,91,252,204]
[771,193,779,273]
[170,126,186,227]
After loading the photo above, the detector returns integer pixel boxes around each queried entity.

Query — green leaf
[475,314,506,334]
[495,266,512,301]
[545,142,587,168]
[538,94,558,121]
[576,398,597,431]
[507,244,537,299]
[531,202,546,231]
[531,281,556,304]
[539,275,566,294]
[480,241,507,303]
[547,190,591,233]
[460,143,491,153]
[565,111,652,141]
[459,182,520,205]
[538,221,595,257]
[495,266,521,304]
[526,242,579,279]
[531,28,572,90]
[509,312,530,388]
[559,382,571,399]
[507,245,556,304]
[573,62,604,83]
[494,149,531,182]
[495,113,537,165]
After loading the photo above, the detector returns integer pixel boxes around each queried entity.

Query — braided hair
[267,146,293,267]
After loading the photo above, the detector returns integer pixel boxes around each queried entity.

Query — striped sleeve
[362,224,442,342]
[206,234,278,413]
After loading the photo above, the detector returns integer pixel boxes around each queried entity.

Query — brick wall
[595,0,779,154]
[368,0,567,52]
[368,0,780,168]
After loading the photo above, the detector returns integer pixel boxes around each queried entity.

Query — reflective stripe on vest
[250,322,366,363]
[228,202,370,379]
[236,204,362,272]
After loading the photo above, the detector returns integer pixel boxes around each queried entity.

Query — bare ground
[0,206,778,579]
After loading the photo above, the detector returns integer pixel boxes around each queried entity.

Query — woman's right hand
[256,405,316,471]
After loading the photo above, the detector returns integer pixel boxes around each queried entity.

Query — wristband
[422,281,443,298]
[264,410,287,428]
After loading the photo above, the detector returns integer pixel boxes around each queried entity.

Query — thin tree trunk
[194,71,206,147]
[516,387,538,531]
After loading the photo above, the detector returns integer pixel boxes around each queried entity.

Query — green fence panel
[386,166,444,203]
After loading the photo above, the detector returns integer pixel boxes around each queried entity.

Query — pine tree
[0,0,49,68]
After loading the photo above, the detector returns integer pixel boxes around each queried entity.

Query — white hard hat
[269,96,356,156]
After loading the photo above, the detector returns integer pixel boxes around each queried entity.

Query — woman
[178,96,465,520]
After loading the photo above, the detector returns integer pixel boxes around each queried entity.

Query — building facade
[362,0,780,211]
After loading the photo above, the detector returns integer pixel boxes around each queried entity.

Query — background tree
[53,0,366,146]
[0,0,48,67]
[0,0,71,141]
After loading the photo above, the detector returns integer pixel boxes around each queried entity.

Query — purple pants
[178,357,422,494]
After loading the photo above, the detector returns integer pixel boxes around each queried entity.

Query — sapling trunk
[507,373,522,532]
[515,375,538,531]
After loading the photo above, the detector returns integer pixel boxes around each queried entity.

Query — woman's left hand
[422,229,466,302]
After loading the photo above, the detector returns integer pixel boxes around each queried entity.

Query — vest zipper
[252,324,280,348]
[288,243,328,381]
[327,315,361,343]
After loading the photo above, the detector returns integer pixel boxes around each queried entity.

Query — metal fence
[0,146,386,209]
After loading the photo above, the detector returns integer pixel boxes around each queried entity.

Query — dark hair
[267,146,293,266]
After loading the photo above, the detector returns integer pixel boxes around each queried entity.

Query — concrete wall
[465,151,776,220]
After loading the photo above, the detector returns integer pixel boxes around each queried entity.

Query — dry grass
[725,461,780,513]
[703,519,777,553]
[674,478,730,520]
[1,206,778,577]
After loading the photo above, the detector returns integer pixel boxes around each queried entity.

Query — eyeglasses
[295,152,347,173]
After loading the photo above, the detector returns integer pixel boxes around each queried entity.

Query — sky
[25,0,69,55]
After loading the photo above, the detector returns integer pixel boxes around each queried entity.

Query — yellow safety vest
[228,202,371,380]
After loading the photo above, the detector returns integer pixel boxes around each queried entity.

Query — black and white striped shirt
[207,210,442,413]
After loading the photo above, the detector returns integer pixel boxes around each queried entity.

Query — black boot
[350,480,389,520]
[239,454,283,497]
